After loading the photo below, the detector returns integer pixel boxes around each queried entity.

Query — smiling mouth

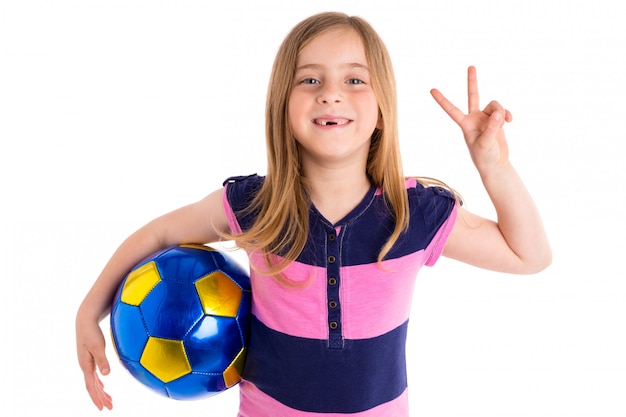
[313,118,351,126]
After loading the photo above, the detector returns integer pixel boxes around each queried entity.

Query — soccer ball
[110,244,251,400]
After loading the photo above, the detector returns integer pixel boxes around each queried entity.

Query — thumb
[482,110,505,139]
[94,351,111,376]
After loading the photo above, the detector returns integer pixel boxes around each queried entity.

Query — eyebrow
[295,62,370,72]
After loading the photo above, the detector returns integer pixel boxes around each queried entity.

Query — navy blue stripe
[225,174,456,267]
[308,184,455,265]
[242,315,408,413]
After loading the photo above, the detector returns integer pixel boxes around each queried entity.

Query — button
[329,300,338,309]
[329,233,336,241]
[328,255,336,264]
[329,321,338,330]
[328,277,337,286]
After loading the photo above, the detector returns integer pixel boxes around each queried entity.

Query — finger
[98,385,113,410]
[78,347,112,409]
[82,338,111,376]
[482,109,506,140]
[467,66,480,113]
[482,100,506,118]
[83,373,102,410]
[84,370,113,410]
[80,348,110,376]
[430,88,466,126]
[482,101,513,123]
[92,353,112,408]
[95,353,110,376]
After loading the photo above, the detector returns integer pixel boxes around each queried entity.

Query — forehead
[296,27,368,67]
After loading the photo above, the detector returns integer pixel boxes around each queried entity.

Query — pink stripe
[223,188,331,339]
[424,202,458,266]
[249,251,425,340]
[237,381,409,417]
[224,182,457,340]
[248,252,329,340]
[341,251,424,339]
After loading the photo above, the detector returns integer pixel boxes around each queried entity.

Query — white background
[1,1,624,416]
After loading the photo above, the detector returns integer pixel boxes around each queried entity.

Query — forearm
[76,190,229,326]
[76,224,165,325]
[479,161,552,273]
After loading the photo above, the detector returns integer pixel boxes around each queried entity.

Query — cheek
[287,96,303,126]
[287,110,305,143]
[365,105,382,131]
[376,110,383,129]
[286,101,297,131]
[357,92,380,126]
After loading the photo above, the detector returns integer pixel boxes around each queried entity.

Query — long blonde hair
[229,12,412,276]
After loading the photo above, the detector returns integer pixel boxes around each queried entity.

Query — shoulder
[223,173,265,189]
[222,174,265,218]
[405,177,457,203]
[405,177,457,231]
[222,174,265,195]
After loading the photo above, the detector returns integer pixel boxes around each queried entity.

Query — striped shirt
[223,174,457,416]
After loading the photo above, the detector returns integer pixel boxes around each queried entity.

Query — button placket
[326,228,343,349]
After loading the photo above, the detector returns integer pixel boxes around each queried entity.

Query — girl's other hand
[76,317,113,410]
[430,66,513,174]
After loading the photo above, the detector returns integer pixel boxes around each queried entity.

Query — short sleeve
[222,174,264,234]
[408,180,458,267]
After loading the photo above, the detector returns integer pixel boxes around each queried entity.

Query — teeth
[315,119,348,126]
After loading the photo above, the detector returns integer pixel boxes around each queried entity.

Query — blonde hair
[229,12,420,277]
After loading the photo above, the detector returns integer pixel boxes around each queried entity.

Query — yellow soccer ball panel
[140,337,191,383]
[121,261,162,306]
[196,271,243,318]
[223,347,246,388]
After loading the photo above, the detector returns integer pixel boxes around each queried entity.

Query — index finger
[430,88,465,126]
[468,66,480,113]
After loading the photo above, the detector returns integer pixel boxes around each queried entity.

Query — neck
[302,161,372,225]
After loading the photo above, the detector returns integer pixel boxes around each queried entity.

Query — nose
[317,81,342,104]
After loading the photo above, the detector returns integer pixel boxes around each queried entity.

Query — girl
[76,11,551,416]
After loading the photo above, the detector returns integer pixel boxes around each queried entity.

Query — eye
[347,78,365,85]
[301,78,320,85]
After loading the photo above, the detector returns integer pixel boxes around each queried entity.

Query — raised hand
[430,66,512,173]
[432,67,551,274]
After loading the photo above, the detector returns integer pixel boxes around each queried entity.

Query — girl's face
[288,27,380,171]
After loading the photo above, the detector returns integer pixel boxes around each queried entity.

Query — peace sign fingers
[467,65,480,113]
[430,66,513,170]
[429,87,467,127]
[429,66,485,128]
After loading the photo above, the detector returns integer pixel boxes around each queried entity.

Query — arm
[75,187,230,409]
[431,66,551,274]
